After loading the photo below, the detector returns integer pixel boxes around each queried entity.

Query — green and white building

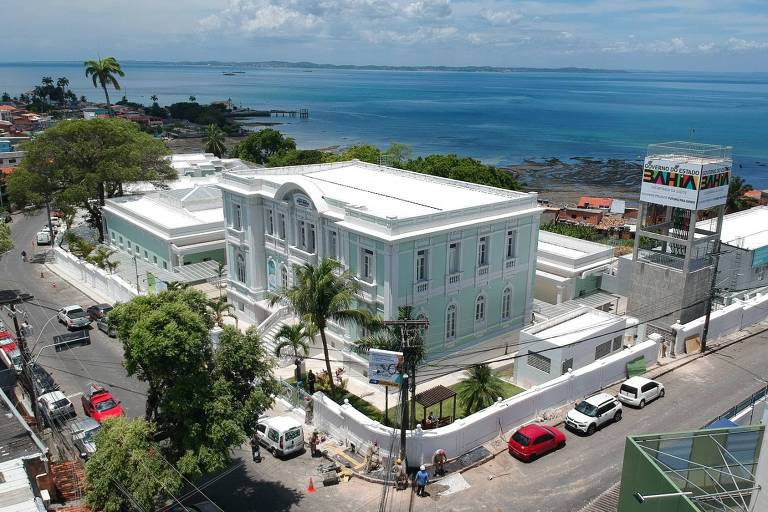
[218,160,542,359]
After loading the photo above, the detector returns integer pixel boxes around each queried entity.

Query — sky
[3,0,768,71]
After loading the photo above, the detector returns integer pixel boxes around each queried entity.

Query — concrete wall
[52,247,139,304]
[671,292,768,354]
[104,211,172,270]
[313,340,659,465]
[629,262,712,325]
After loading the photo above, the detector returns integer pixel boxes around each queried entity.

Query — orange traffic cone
[307,477,316,493]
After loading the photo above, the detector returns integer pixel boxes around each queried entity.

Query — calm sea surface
[2,62,767,186]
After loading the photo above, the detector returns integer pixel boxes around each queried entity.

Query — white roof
[104,186,223,231]
[538,231,613,260]
[260,416,302,431]
[0,458,41,512]
[523,307,624,347]
[697,206,768,251]
[622,376,654,387]
[585,393,615,405]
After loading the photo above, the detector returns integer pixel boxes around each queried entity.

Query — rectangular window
[233,203,242,230]
[416,249,428,282]
[328,231,338,259]
[446,307,456,339]
[561,358,573,375]
[448,242,460,274]
[478,236,488,266]
[153,255,157,264]
[502,292,511,319]
[308,224,316,253]
[266,209,274,235]
[595,341,611,360]
[362,249,374,282]
[613,335,623,352]
[162,261,168,270]
[278,213,286,239]
[506,230,517,259]
[119,235,123,245]
[298,221,306,249]
[110,232,115,242]
[144,250,148,259]
[527,352,551,374]
[127,241,131,250]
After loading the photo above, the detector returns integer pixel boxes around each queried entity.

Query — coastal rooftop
[697,206,768,251]
[220,160,536,221]
[522,306,624,347]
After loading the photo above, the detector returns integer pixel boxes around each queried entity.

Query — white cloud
[361,25,458,44]
[403,0,451,19]
[480,9,522,25]
[726,38,768,50]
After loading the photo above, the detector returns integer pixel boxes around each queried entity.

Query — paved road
[198,328,768,512]
[0,211,147,417]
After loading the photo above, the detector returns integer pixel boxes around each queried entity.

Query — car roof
[70,417,100,432]
[259,416,303,430]
[63,305,83,310]
[517,423,550,437]
[623,376,653,387]
[585,393,616,405]
[40,390,67,402]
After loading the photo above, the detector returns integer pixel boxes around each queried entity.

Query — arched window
[281,265,289,289]
[445,305,456,339]
[501,288,512,320]
[236,254,246,283]
[475,295,486,321]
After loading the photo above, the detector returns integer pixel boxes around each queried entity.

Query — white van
[36,230,51,245]
[256,416,304,457]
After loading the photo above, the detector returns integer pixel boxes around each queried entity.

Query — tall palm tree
[269,258,372,394]
[726,176,758,214]
[189,95,197,103]
[273,323,314,359]
[203,124,227,158]
[56,77,69,105]
[150,94,158,103]
[456,364,507,416]
[86,246,119,272]
[353,305,425,427]
[83,57,125,108]
[207,296,238,327]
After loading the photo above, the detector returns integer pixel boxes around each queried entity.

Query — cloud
[403,0,451,19]
[726,38,768,51]
[361,25,458,44]
[480,9,522,25]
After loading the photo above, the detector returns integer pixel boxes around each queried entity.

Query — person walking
[20,251,26,263]
[433,449,447,477]
[309,431,320,457]
[307,369,316,394]
[415,465,429,497]
[250,433,261,463]
[393,459,407,490]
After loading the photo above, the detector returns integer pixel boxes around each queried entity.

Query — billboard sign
[753,246,768,268]
[368,349,404,387]
[640,157,730,210]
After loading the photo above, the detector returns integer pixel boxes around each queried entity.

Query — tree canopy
[85,417,183,512]
[233,129,296,164]
[456,364,507,415]
[6,118,175,241]
[726,176,758,214]
[168,102,228,129]
[404,154,521,190]
[84,57,125,108]
[0,223,12,255]
[109,289,275,477]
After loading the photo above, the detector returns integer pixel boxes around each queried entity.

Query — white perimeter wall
[671,292,768,354]
[313,339,659,466]
[53,247,139,305]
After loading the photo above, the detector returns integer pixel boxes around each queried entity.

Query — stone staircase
[257,306,294,366]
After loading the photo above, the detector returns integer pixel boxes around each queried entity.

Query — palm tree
[86,246,119,272]
[207,296,237,328]
[273,323,314,360]
[165,281,189,291]
[56,77,69,104]
[150,94,158,103]
[269,258,372,394]
[456,364,507,416]
[726,176,758,214]
[189,95,197,103]
[215,261,226,298]
[83,57,125,108]
[353,305,425,427]
[203,124,227,158]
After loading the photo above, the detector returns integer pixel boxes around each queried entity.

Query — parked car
[86,303,113,321]
[508,423,566,462]
[36,230,51,245]
[81,383,124,422]
[49,216,61,227]
[27,362,58,395]
[38,390,76,427]
[0,335,22,372]
[70,417,102,459]
[565,393,622,435]
[96,316,117,337]
[41,224,58,235]
[617,376,665,408]
[57,305,91,330]
[256,416,304,457]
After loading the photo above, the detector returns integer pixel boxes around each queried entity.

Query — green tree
[84,57,125,108]
[70,238,96,260]
[85,417,183,512]
[0,223,13,255]
[269,258,372,394]
[267,149,336,167]
[726,176,758,214]
[383,142,412,165]
[86,246,120,273]
[540,222,603,242]
[203,124,227,158]
[405,154,521,190]
[0,92,10,102]
[7,118,175,241]
[189,95,196,103]
[340,144,381,164]
[456,364,507,415]
[150,94,158,103]
[235,129,296,164]
[273,323,314,359]
[207,296,237,327]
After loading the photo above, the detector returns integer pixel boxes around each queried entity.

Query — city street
[0,211,147,417]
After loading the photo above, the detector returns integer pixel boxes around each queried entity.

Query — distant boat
[223,72,237,76]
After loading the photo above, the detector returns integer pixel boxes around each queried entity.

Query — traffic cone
[307,477,316,493]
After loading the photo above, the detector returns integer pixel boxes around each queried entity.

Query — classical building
[218,160,542,359]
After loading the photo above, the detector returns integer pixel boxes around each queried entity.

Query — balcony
[413,279,430,301]
[355,277,378,303]
[264,233,286,251]
[226,226,246,246]
[288,245,318,266]
[445,272,463,294]
[503,258,519,278]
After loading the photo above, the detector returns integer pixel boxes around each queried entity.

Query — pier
[225,108,309,119]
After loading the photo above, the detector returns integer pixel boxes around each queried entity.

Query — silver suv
[565,393,622,435]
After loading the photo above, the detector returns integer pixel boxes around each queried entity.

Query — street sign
[368,349,404,387]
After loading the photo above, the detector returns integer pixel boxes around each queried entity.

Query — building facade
[218,160,542,358]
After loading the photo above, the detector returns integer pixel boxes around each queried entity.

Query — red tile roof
[0,105,16,111]
[744,190,763,200]
[578,196,613,209]
[0,166,16,176]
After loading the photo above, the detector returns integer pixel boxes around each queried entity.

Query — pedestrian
[307,369,316,395]
[310,431,320,457]
[433,449,447,477]
[415,465,429,497]
[393,458,407,490]
[20,251,26,263]
[250,433,261,463]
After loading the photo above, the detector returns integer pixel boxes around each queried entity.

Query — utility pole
[133,255,140,293]
[399,372,408,462]
[701,238,721,353]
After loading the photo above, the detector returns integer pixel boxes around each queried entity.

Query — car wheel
[528,453,538,462]
[614,410,622,422]
[270,447,276,457]
[639,399,646,409]
[557,440,566,449]
[659,389,665,398]
[586,424,596,436]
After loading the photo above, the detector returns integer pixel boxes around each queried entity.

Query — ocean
[2,62,767,187]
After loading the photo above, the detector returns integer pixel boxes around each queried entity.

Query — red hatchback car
[81,383,124,422]
[508,423,566,462]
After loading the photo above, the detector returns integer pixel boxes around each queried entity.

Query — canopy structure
[414,384,457,428]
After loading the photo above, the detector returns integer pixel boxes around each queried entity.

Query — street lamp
[29,313,59,355]
[633,491,693,503]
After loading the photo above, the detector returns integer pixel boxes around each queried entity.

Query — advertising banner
[368,349,404,386]
[752,246,768,268]
[640,157,730,210]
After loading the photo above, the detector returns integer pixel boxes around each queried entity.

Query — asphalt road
[0,211,147,418]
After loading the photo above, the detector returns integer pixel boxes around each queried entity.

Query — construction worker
[393,458,408,490]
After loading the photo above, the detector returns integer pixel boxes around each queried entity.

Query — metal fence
[711,386,768,423]
[277,378,312,409]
